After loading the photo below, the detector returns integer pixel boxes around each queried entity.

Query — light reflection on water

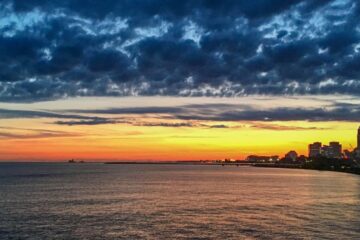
[0,163,359,239]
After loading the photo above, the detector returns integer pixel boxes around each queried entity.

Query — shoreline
[105,161,360,176]
[104,161,250,165]
[1,161,359,176]
[252,163,360,176]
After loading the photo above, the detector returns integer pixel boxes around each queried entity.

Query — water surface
[0,163,359,239]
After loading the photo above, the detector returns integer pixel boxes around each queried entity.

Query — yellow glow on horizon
[0,117,358,161]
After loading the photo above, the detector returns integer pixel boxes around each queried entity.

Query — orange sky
[0,96,359,161]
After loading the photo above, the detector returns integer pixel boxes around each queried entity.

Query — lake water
[0,163,359,239]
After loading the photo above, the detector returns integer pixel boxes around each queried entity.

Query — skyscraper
[354,127,360,159]
[329,142,342,159]
[358,127,360,149]
[308,142,322,157]
[321,145,330,157]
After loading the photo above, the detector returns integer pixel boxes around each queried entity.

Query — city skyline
[247,126,359,162]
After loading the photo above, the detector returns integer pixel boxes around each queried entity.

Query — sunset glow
[0,96,358,161]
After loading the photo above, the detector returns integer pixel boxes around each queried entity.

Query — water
[0,163,359,239]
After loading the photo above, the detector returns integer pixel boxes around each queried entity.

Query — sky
[0,0,359,161]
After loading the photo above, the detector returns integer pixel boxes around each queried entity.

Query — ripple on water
[0,164,359,239]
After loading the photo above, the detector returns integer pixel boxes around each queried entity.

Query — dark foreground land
[254,157,360,175]
[254,163,360,175]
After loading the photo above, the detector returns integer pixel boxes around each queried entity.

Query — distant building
[329,142,342,158]
[223,158,235,163]
[344,149,354,159]
[355,127,360,158]
[297,155,307,163]
[246,155,279,163]
[318,142,342,159]
[358,127,360,149]
[308,142,322,157]
[321,145,331,157]
[285,151,298,161]
[355,148,360,159]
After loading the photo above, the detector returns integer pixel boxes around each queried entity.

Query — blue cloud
[0,0,359,102]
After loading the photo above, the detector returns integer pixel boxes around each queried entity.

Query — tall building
[354,127,360,159]
[308,142,322,157]
[357,127,360,149]
[321,145,330,157]
[329,142,342,158]
[320,142,342,158]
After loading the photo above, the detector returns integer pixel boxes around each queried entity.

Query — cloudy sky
[0,0,359,161]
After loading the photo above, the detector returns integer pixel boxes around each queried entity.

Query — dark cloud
[173,107,360,122]
[1,101,359,126]
[0,128,81,139]
[72,106,184,115]
[54,119,120,126]
[249,123,327,131]
[86,50,131,73]
[0,108,97,119]
[134,122,231,128]
[0,0,359,102]
[69,102,360,122]
[208,124,229,129]
[135,122,196,127]
[0,108,127,126]
[0,108,118,125]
